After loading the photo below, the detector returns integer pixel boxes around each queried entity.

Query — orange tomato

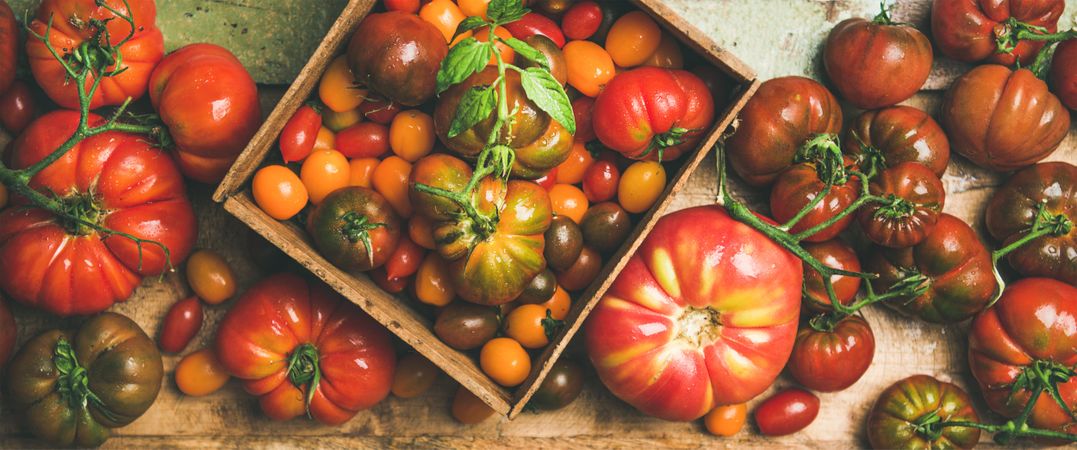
[643,32,684,69]
[563,40,615,97]
[474,26,514,66]
[389,110,436,162]
[348,157,380,188]
[555,141,594,184]
[605,11,662,68]
[505,304,555,349]
[323,108,363,132]
[408,215,438,250]
[420,0,468,44]
[416,253,454,306]
[457,0,490,19]
[372,155,413,217]
[549,184,589,223]
[705,403,748,437]
[541,285,571,320]
[319,56,366,113]
[618,160,666,213]
[313,126,336,152]
[392,353,440,399]
[452,385,495,425]
[185,250,236,305]
[480,337,531,387]
[300,149,351,205]
[175,348,231,397]
[253,165,308,220]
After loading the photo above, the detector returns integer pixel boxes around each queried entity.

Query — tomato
[556,246,602,292]
[409,214,438,250]
[604,11,662,68]
[571,96,596,143]
[373,155,414,217]
[563,40,616,97]
[643,33,684,69]
[314,126,336,152]
[561,1,602,40]
[359,92,402,124]
[515,35,568,85]
[457,0,490,18]
[755,388,820,436]
[319,56,366,113]
[0,184,7,210]
[389,110,436,162]
[1050,39,1077,110]
[435,302,499,350]
[866,213,996,324]
[350,11,447,106]
[592,67,714,161]
[844,105,951,178]
[618,160,666,214]
[556,141,595,184]
[503,12,566,48]
[801,239,862,312]
[337,122,390,159]
[941,65,1069,172]
[582,160,619,202]
[867,375,981,449]
[175,348,231,397]
[324,108,362,132]
[0,111,196,316]
[788,315,875,392]
[969,278,1077,433]
[858,162,945,248]
[505,304,554,348]
[545,215,584,271]
[392,353,439,399]
[823,15,932,109]
[149,44,261,183]
[0,80,38,134]
[543,285,571,320]
[727,76,843,186]
[480,337,531,387]
[158,296,205,354]
[280,104,323,163]
[27,0,163,109]
[419,0,468,43]
[531,359,585,410]
[585,206,801,421]
[452,385,495,424]
[705,404,748,437]
[533,168,558,190]
[216,274,396,425]
[0,0,14,95]
[309,187,402,272]
[371,267,409,294]
[931,0,1064,66]
[516,269,556,305]
[986,162,1076,285]
[580,201,631,253]
[384,235,424,280]
[549,183,589,223]
[253,165,309,220]
[185,250,237,305]
[473,26,515,66]
[301,149,352,205]
[384,0,420,13]
[532,0,573,17]
[0,295,15,372]
[770,160,860,243]
[416,253,456,307]
[348,157,380,188]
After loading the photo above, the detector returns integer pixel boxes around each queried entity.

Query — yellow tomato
[549,184,589,224]
[300,149,351,205]
[457,0,490,19]
[185,250,237,305]
[618,160,666,213]
[348,158,380,188]
[371,155,413,217]
[416,253,454,307]
[563,40,615,97]
[252,165,308,220]
[555,141,594,184]
[420,0,467,44]
[313,126,336,152]
[389,110,436,162]
[480,337,531,387]
[175,348,231,397]
[605,11,662,68]
[319,56,366,113]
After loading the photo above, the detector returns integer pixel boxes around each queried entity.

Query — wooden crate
[213,0,758,417]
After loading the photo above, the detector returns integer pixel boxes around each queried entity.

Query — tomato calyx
[58,191,106,235]
[794,133,849,186]
[53,337,118,421]
[286,343,322,418]
[541,309,565,341]
[870,2,899,26]
[676,306,721,347]
[640,126,695,161]
[994,18,1077,61]
[339,212,386,268]
[871,194,920,220]
[989,200,1074,304]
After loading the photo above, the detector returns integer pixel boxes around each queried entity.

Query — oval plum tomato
[457,0,490,19]
[301,149,351,205]
[844,105,950,178]
[319,56,366,113]
[643,33,684,69]
[582,160,620,202]
[0,80,38,134]
[480,337,531,387]
[592,67,715,161]
[802,239,862,312]
[415,253,455,307]
[549,183,589,224]
[545,215,585,272]
[392,353,439,399]
[571,96,596,143]
[563,40,615,97]
[562,1,602,40]
[932,0,1064,66]
[185,249,237,305]
[969,278,1077,434]
[372,156,414,217]
[618,160,666,214]
[787,315,875,392]
[585,206,802,421]
[754,388,820,436]
[215,273,396,425]
[370,267,408,294]
[867,375,981,449]
[452,385,495,424]
[435,302,499,350]
[726,76,842,186]
[384,235,424,280]
[419,0,467,44]
[280,104,323,163]
[149,44,261,183]
[506,303,556,348]
[503,12,566,48]
[27,0,164,109]
[384,0,420,14]
[858,162,945,248]
[705,404,748,437]
[337,122,390,159]
[0,0,14,95]
[1051,39,1077,110]
[556,142,595,184]
[359,92,402,124]
[823,13,932,109]
[769,159,860,243]
[0,111,196,316]
[604,11,662,68]
[0,295,15,373]
[349,11,447,106]
[175,348,231,397]
[253,165,308,220]
[409,214,438,250]
[308,187,402,272]
[580,202,631,253]
[531,359,585,410]
[389,110,436,162]
[986,162,1076,285]
[942,65,1069,172]
[866,213,996,324]
[323,108,362,132]
[556,246,602,292]
[348,157,379,188]
[159,296,204,354]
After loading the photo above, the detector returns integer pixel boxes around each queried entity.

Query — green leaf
[449,85,496,138]
[519,67,576,135]
[436,38,493,94]
[487,0,528,24]
[453,16,488,42]
[503,37,549,69]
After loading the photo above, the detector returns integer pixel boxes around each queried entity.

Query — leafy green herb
[436,38,493,94]
[504,37,549,69]
[449,85,497,138]
[453,16,488,42]
[486,0,528,24]
[519,67,576,134]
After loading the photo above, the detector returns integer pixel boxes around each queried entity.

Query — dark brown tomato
[434,302,500,350]
[347,11,448,106]
[545,215,584,271]
[515,269,558,305]
[786,315,875,393]
[769,160,861,243]
[530,359,585,410]
[802,239,862,312]
[308,187,402,272]
[515,35,567,86]
[556,246,603,291]
[931,0,1064,66]
[867,375,981,450]
[844,105,950,178]
[823,16,932,109]
[858,162,945,248]
[579,202,632,254]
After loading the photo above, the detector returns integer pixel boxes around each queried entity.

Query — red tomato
[754,388,820,436]
[371,268,409,294]
[0,111,197,316]
[0,295,14,372]
[585,206,801,421]
[280,104,323,163]
[802,239,862,312]
[359,93,402,124]
[561,1,603,40]
[215,273,396,425]
[533,167,558,190]
[149,44,261,183]
[384,0,420,13]
[158,296,204,354]
[787,315,875,392]
[592,67,715,161]
[504,12,566,48]
[582,160,619,202]
[384,235,424,280]
[844,105,950,177]
[932,0,1064,66]
[1051,39,1077,110]
[571,96,596,143]
[0,80,38,134]
[337,122,391,159]
[0,0,14,95]
[857,162,944,248]
[823,15,932,109]
[769,160,860,243]
[27,0,164,109]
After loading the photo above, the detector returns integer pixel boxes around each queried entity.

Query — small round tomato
[562,1,603,41]
[504,12,566,48]
[280,104,322,163]
[540,285,571,320]
[506,304,556,349]
[320,56,366,113]
[452,385,495,425]
[420,0,467,43]
[323,108,362,132]
[392,353,439,399]
[549,184,589,223]
[769,160,860,243]
[253,165,309,220]
[642,33,684,69]
[337,122,390,159]
[159,296,204,354]
[348,157,380,188]
[705,404,748,437]
[359,93,402,124]
[480,337,531,387]
[754,388,820,436]
[516,269,557,305]
[457,0,489,18]
[308,187,402,272]
[801,239,862,312]
[186,250,237,305]
[301,149,352,205]
[857,162,945,248]
[389,110,436,162]
[372,156,414,217]
[531,359,584,410]
[435,302,499,350]
[175,348,231,397]
[580,202,631,254]
[604,11,662,68]
[0,80,37,134]
[582,160,620,202]
[556,246,602,292]
[409,215,438,250]
[545,215,585,271]
[474,26,515,66]
[556,142,595,184]
[787,315,875,392]
[313,126,335,152]
[571,96,596,143]
[618,161,666,213]
[563,40,615,97]
[384,235,424,280]
[372,268,409,293]
[416,253,455,307]
[384,0,420,13]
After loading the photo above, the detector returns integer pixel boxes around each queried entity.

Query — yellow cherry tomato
[416,253,454,306]
[605,11,663,68]
[555,141,594,184]
[389,110,436,162]
[541,285,571,320]
[563,40,615,97]
[420,0,467,44]
[392,353,440,399]
[409,215,438,250]
[705,403,748,437]
[457,0,490,19]
[319,56,366,113]
[175,348,231,397]
[323,108,363,132]
[480,337,531,387]
[185,249,237,305]
[506,304,555,349]
[618,160,666,213]
[348,157,379,188]
[549,184,589,224]
[643,32,685,69]
[300,149,351,205]
[452,385,495,425]
[252,165,308,220]
[313,126,336,152]
[372,155,413,217]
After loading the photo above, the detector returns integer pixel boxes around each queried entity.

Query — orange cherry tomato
[416,253,454,306]
[420,0,468,44]
[555,141,594,184]
[643,32,684,69]
[348,157,380,188]
[563,40,615,97]
[480,337,531,387]
[540,285,571,320]
[253,165,308,220]
[392,353,440,399]
[549,184,589,224]
[323,108,363,132]
[175,348,231,397]
[457,0,490,19]
[618,160,666,213]
[452,385,495,425]
[409,215,438,250]
[319,56,366,113]
[185,250,237,305]
[605,11,662,68]
[301,149,351,205]
[705,403,748,437]
[506,304,555,349]
[389,110,436,162]
[372,155,413,217]
[474,26,514,66]
[313,126,336,152]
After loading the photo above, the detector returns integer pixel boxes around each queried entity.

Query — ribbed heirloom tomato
[823,11,932,109]
[1051,39,1077,110]
[931,0,1064,66]
[769,159,860,243]
[858,162,945,248]
[867,375,981,449]
[585,205,801,421]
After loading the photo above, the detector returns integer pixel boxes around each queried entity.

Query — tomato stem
[871,2,896,26]
[340,212,386,268]
[286,343,322,419]
[996,18,1077,58]
[988,200,1072,305]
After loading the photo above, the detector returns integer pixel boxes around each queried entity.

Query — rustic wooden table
[1,1,1076,448]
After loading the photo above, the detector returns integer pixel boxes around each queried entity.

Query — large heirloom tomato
[215,273,396,425]
[858,162,945,249]
[986,162,1076,286]
[941,65,1069,172]
[787,315,875,393]
[931,0,1064,66]
[969,278,1077,434]
[5,313,163,447]
[823,15,932,109]
[769,159,860,243]
[0,111,196,316]
[308,186,402,273]
[865,213,996,324]
[585,205,801,421]
[844,106,950,178]
[27,0,164,109]
[348,11,448,106]
[866,375,981,450]
[0,0,15,95]
[726,76,842,186]
[591,67,715,161]
[149,43,261,183]
[1051,39,1077,110]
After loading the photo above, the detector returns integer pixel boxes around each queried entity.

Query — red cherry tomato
[582,160,619,202]
[370,268,409,294]
[384,235,425,280]
[359,93,402,124]
[533,167,558,190]
[561,1,602,40]
[0,80,37,135]
[280,104,323,163]
[337,122,391,159]
[754,388,820,436]
[384,0,420,13]
[159,296,204,354]
[786,315,875,392]
[503,12,566,48]
[572,96,596,143]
